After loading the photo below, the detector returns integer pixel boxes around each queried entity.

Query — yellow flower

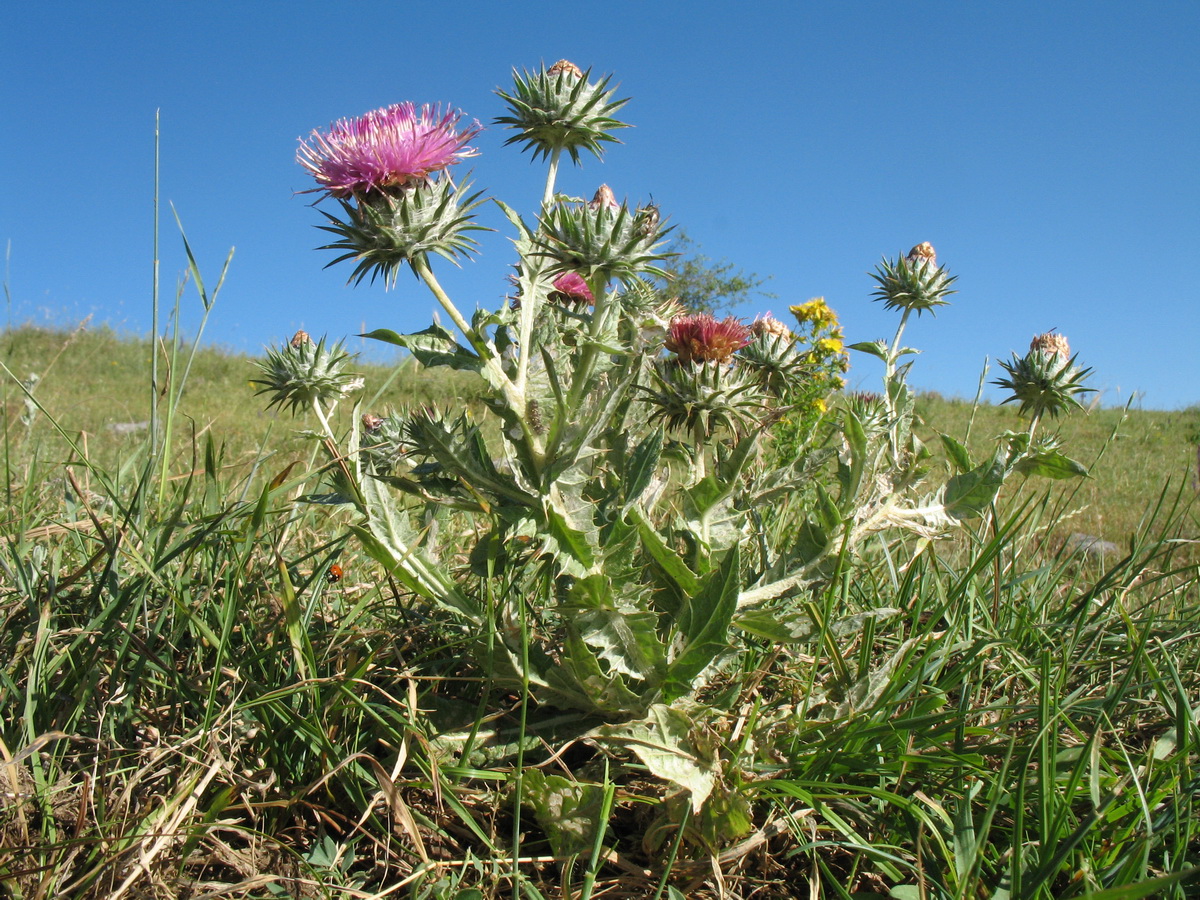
[813,397,828,413]
[790,297,838,330]
[816,337,845,356]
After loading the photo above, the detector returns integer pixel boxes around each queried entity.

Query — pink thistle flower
[664,313,751,365]
[298,103,481,198]
[548,271,594,306]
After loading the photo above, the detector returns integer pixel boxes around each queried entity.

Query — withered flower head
[751,314,793,340]
[290,329,313,349]
[362,413,385,433]
[547,59,583,79]
[1030,332,1070,359]
[906,241,937,267]
[589,184,618,211]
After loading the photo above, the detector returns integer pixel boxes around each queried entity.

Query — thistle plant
[266,66,1106,891]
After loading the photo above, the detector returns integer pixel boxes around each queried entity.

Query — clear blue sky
[3,1,1198,408]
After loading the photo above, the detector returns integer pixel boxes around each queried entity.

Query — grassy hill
[4,324,1195,544]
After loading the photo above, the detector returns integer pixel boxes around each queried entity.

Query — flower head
[871,244,957,316]
[751,314,793,341]
[790,297,838,330]
[547,59,583,79]
[994,333,1093,420]
[665,313,751,365]
[1030,332,1070,359]
[589,184,619,211]
[496,62,631,164]
[548,271,595,306]
[298,103,481,198]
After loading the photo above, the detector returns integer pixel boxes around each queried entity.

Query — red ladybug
[326,564,344,584]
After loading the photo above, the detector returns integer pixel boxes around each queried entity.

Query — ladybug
[325,564,344,584]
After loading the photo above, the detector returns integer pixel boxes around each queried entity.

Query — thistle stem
[413,254,544,465]
[885,307,913,384]
[566,277,612,410]
[541,147,563,210]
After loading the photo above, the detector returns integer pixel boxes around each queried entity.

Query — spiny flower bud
[535,190,672,283]
[994,333,1094,420]
[871,243,957,316]
[496,62,631,164]
[252,335,361,417]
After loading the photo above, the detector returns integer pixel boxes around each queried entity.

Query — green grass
[2,324,1198,899]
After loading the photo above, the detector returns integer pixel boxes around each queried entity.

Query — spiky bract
[870,251,957,315]
[495,62,631,164]
[534,194,672,283]
[642,357,768,438]
[316,178,488,285]
[994,340,1094,419]
[252,335,361,416]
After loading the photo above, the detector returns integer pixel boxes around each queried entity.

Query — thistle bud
[871,244,957,316]
[496,62,631,164]
[994,333,1094,420]
[536,190,672,283]
[252,335,362,417]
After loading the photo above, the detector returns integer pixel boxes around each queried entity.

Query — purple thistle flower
[548,272,594,306]
[298,103,481,198]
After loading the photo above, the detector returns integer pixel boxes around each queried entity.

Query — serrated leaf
[1015,449,1089,479]
[631,508,701,595]
[939,432,973,474]
[621,426,664,514]
[595,704,716,811]
[522,770,608,857]
[848,340,888,361]
[943,455,1007,520]
[664,545,740,700]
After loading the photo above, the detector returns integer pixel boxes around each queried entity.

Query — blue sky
[3,1,1198,408]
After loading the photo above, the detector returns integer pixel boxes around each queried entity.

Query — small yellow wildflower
[789,297,838,330]
[816,337,845,356]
